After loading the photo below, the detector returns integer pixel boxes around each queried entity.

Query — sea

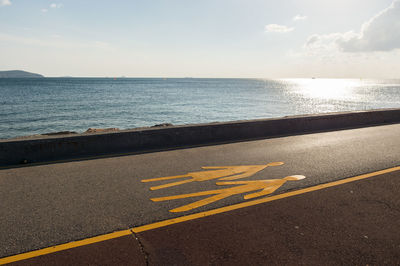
[1,78,400,139]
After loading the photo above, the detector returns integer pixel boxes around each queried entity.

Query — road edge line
[0,230,132,265]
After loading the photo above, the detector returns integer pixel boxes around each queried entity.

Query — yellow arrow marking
[141,162,284,190]
[151,175,305,212]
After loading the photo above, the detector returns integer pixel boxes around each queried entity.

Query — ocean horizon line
[2,76,399,80]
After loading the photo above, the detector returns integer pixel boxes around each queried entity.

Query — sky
[0,0,399,78]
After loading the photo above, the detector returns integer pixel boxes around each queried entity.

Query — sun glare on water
[286,79,361,101]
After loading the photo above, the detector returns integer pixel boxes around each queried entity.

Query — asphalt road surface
[1,123,400,264]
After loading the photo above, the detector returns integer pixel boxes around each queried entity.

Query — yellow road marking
[1,166,399,265]
[151,175,305,212]
[0,229,132,265]
[135,166,400,232]
[141,162,284,190]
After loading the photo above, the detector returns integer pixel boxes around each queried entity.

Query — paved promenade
[1,124,400,265]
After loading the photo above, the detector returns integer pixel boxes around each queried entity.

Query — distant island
[0,70,44,78]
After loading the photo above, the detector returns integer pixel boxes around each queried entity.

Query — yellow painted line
[0,229,132,265]
[1,166,400,264]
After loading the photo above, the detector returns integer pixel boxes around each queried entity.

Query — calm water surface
[1,78,399,139]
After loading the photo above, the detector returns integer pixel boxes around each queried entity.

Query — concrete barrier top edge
[1,108,400,145]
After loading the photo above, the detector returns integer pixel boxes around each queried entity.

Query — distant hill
[0,70,44,78]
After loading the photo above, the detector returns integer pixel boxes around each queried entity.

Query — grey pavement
[1,123,400,258]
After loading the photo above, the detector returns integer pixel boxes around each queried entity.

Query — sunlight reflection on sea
[0,78,399,139]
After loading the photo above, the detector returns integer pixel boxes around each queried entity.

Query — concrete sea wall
[1,108,400,167]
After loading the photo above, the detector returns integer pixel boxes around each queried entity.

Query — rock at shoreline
[43,131,78,136]
[85,128,120,133]
[151,123,173,127]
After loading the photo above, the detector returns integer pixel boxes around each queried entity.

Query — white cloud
[50,3,63,9]
[305,32,352,52]
[41,3,62,13]
[0,0,11,6]
[265,24,294,33]
[339,0,400,52]
[305,0,400,53]
[293,15,307,21]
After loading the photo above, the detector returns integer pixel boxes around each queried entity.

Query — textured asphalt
[138,170,400,265]
[12,235,146,266]
[12,169,400,265]
[0,123,400,259]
